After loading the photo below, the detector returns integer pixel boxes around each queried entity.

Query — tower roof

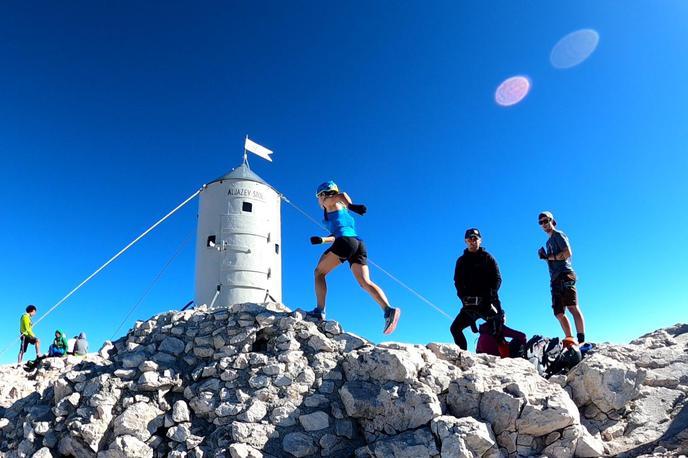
[208,162,268,186]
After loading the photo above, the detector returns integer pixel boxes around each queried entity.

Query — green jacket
[20,313,35,337]
[53,330,68,350]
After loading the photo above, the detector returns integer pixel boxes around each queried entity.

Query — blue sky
[2,1,687,363]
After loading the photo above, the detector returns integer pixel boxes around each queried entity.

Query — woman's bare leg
[314,252,343,310]
[350,263,391,312]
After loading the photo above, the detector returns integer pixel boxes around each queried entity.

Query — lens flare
[550,29,600,69]
[495,76,531,107]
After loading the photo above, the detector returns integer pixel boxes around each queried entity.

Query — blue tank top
[325,208,357,238]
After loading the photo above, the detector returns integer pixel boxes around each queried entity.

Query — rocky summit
[0,303,686,458]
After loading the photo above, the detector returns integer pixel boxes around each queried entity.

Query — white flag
[244,138,273,162]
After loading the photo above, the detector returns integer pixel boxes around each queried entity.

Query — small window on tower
[207,235,216,248]
[242,202,253,212]
[275,243,280,254]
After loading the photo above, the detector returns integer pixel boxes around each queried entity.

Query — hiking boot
[383,307,401,335]
[306,307,326,321]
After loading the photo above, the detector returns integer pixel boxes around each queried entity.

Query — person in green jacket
[18,305,41,363]
[48,330,68,357]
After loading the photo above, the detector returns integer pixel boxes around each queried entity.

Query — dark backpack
[525,335,564,378]
[23,355,46,372]
[525,335,583,378]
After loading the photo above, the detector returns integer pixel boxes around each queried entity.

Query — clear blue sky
[2,1,687,363]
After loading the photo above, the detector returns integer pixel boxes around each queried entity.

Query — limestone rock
[343,346,427,384]
[431,416,500,458]
[299,411,330,431]
[237,400,267,423]
[230,421,277,448]
[270,402,300,427]
[566,354,644,413]
[574,425,606,457]
[172,399,191,423]
[357,427,439,457]
[229,443,264,458]
[1,305,686,458]
[159,336,186,355]
[113,402,163,442]
[31,448,54,458]
[340,380,441,434]
[167,423,192,442]
[100,435,153,458]
[283,431,318,457]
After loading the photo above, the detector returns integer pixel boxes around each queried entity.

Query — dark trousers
[450,309,476,350]
[450,298,502,350]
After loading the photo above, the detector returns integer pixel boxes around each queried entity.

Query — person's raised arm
[339,192,353,206]
[340,192,368,215]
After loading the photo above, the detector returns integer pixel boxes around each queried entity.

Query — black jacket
[453,247,502,301]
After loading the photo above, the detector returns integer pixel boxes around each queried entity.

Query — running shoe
[306,307,326,321]
[383,307,401,335]
[579,342,594,355]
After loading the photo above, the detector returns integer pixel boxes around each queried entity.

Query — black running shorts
[326,236,368,266]
[551,271,578,315]
[21,335,38,353]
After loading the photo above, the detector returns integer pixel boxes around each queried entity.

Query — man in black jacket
[451,228,503,350]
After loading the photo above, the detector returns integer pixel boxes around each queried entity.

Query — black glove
[348,204,367,215]
[310,236,324,245]
[538,247,547,260]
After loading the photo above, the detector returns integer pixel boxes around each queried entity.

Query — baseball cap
[464,228,481,239]
[538,211,557,226]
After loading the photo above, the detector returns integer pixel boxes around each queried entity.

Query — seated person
[48,330,68,357]
[476,314,526,358]
[73,332,89,356]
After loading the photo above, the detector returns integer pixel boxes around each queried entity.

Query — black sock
[577,332,585,343]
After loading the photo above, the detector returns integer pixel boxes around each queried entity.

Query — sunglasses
[467,236,480,241]
[538,219,551,225]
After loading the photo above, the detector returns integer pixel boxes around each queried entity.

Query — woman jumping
[307,180,401,335]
